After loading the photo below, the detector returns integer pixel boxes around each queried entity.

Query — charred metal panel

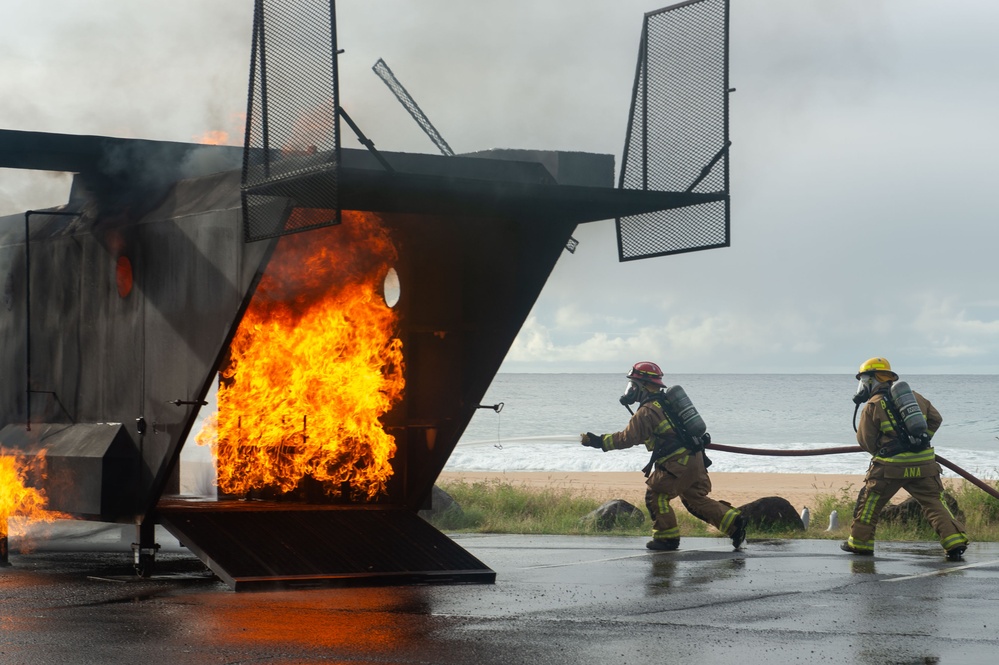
[134,171,276,510]
[159,502,494,590]
[0,130,242,212]
[264,159,720,222]
[0,166,276,521]
[383,209,580,505]
[0,423,136,518]
[465,149,615,188]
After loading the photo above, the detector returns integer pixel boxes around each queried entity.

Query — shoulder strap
[877,393,926,452]
[878,394,907,438]
[653,396,701,451]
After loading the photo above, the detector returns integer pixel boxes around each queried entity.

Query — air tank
[664,385,707,438]
[889,381,928,439]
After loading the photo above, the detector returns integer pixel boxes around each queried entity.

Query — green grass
[431,477,999,542]
[434,479,738,538]
[431,480,636,535]
[804,477,999,543]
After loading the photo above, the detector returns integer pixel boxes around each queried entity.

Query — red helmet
[627,361,665,387]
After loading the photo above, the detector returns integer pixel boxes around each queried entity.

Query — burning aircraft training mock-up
[0,0,731,589]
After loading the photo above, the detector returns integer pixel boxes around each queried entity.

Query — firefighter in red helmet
[580,361,746,551]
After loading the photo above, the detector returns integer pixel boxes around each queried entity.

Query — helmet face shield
[853,375,877,405]
[621,380,643,405]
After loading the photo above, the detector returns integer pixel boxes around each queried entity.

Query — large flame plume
[197,211,404,501]
[0,450,57,540]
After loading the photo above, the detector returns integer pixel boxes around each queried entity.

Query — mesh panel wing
[241,0,341,242]
[617,0,730,261]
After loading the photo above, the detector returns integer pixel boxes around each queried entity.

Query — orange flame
[0,451,57,539]
[197,211,404,501]
[195,129,231,146]
[194,112,247,146]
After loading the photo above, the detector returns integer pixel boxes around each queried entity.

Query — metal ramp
[157,500,495,591]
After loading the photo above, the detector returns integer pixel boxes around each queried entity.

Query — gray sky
[2,0,998,375]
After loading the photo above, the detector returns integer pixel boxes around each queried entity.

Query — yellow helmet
[856,357,899,382]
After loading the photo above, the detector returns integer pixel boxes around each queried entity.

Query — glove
[580,432,603,449]
[702,432,712,446]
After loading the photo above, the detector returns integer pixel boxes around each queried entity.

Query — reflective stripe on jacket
[601,394,682,461]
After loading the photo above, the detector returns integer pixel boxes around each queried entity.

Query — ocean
[446,374,999,478]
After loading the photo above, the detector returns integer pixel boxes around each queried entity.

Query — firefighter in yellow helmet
[842,357,969,560]
[580,361,746,551]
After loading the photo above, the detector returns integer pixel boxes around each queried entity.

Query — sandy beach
[437,471,870,513]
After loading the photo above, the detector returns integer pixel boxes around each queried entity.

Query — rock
[418,485,463,521]
[737,496,805,531]
[880,492,965,525]
[581,499,645,530]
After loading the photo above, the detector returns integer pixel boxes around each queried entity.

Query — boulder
[880,492,964,525]
[737,496,805,531]
[581,499,646,530]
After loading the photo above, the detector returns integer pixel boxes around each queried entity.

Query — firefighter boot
[646,538,680,551]
[840,541,873,556]
[946,545,966,561]
[730,515,747,550]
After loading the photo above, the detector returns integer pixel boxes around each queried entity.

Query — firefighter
[842,357,969,560]
[580,361,747,551]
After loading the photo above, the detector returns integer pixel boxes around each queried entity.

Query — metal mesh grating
[158,503,496,590]
[373,58,455,157]
[241,0,342,242]
[617,0,730,261]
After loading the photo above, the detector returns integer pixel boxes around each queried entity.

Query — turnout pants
[645,450,740,542]
[847,462,969,554]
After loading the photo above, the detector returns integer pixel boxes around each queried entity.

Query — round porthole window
[116,256,133,298]
[382,267,400,307]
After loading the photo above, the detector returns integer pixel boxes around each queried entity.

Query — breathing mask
[620,380,643,406]
[852,373,890,432]
[853,374,878,405]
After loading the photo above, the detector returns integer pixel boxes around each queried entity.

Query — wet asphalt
[2,523,997,664]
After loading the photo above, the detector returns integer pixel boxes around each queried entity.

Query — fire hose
[704,442,999,502]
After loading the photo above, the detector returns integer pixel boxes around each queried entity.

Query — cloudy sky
[2,0,998,375]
